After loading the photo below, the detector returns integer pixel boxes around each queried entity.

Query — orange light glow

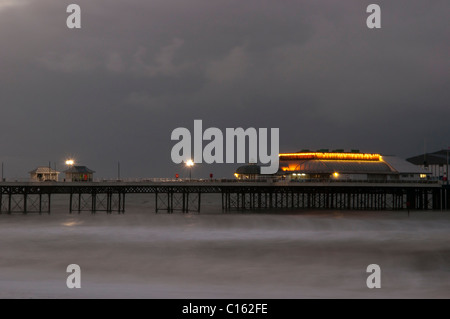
[286,164,299,171]
[279,152,381,161]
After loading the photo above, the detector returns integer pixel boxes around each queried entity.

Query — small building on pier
[407,149,449,181]
[234,164,261,180]
[64,166,95,182]
[29,167,60,182]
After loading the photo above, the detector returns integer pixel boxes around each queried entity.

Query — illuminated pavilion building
[235,150,430,182]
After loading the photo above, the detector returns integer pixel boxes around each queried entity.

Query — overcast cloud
[0,0,448,179]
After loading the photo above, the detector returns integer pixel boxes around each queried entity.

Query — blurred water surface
[0,195,449,298]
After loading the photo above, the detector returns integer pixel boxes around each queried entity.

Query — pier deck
[0,181,448,214]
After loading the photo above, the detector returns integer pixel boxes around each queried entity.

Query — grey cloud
[0,0,448,178]
[0,0,29,11]
[205,46,249,83]
[130,38,188,77]
[38,52,97,73]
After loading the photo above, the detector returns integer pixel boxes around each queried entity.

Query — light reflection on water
[0,195,449,298]
[61,220,84,227]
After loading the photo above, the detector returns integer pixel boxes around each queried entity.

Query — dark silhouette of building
[64,166,95,182]
[407,149,450,180]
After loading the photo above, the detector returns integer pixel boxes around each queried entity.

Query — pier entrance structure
[0,181,448,214]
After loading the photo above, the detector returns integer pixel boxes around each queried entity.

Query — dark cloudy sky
[0,0,448,179]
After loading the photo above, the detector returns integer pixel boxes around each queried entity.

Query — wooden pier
[0,181,448,214]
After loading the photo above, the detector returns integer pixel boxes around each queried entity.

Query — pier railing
[0,178,442,185]
[94,178,441,185]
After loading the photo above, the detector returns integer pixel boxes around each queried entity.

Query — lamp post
[186,159,194,181]
[447,148,449,186]
[65,159,75,182]
[446,147,449,211]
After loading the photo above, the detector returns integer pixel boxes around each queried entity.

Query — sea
[0,194,449,299]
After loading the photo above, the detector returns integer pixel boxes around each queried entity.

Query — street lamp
[65,159,75,166]
[186,159,194,180]
[64,159,75,182]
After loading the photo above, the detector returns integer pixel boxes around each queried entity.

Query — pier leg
[8,192,11,214]
[107,193,111,214]
[118,192,122,214]
[258,192,262,209]
[92,193,96,214]
[445,188,448,210]
[291,191,294,208]
[23,193,27,214]
[69,192,73,214]
[274,192,277,208]
[186,192,190,213]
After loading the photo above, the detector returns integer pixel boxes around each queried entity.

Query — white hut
[29,167,60,182]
